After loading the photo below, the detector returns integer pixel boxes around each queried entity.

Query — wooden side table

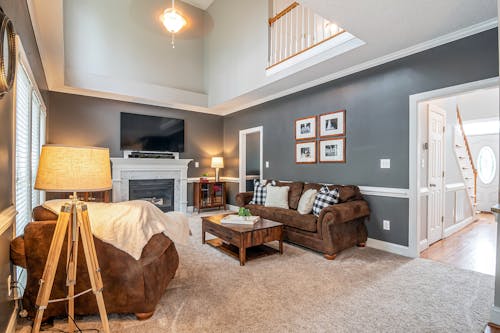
[193,181,227,213]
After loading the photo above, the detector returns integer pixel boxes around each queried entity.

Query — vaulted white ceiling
[28,0,497,115]
[182,0,215,10]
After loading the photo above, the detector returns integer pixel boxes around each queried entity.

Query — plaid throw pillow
[250,181,267,205]
[312,185,340,216]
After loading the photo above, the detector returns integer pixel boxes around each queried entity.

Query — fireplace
[129,179,174,212]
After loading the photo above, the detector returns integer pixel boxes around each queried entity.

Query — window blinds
[15,63,46,236]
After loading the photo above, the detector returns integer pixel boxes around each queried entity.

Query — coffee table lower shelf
[206,238,280,264]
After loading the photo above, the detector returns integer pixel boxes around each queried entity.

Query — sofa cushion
[303,183,362,203]
[297,189,318,215]
[312,186,340,216]
[276,181,304,210]
[264,185,289,209]
[250,181,267,205]
[246,204,317,232]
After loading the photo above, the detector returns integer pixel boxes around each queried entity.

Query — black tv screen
[120,113,185,152]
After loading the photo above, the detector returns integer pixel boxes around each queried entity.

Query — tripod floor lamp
[33,145,112,333]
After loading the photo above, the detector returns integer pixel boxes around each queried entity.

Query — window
[477,146,496,185]
[15,54,46,237]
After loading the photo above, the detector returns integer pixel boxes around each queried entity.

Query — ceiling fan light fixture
[160,7,187,34]
[160,0,187,48]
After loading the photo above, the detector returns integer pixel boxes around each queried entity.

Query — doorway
[412,81,498,274]
[239,126,263,192]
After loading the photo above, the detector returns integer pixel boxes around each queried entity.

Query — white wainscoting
[0,206,17,235]
[0,205,18,333]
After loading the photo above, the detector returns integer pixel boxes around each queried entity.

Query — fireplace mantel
[110,158,192,213]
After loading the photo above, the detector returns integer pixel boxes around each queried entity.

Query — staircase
[454,107,478,213]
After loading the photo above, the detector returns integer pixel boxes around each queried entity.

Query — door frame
[239,126,263,192]
[426,104,446,246]
[409,76,499,257]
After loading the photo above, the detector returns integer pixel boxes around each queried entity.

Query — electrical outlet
[383,220,390,231]
[265,161,270,168]
[380,159,391,169]
[7,275,11,297]
[194,161,199,168]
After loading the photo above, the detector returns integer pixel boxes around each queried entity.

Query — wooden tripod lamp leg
[77,204,111,333]
[67,203,79,332]
[33,204,72,333]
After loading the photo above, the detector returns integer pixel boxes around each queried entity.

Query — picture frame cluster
[295,110,346,164]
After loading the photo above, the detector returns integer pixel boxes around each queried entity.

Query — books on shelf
[221,215,260,225]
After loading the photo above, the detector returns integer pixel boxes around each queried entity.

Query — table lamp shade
[211,156,224,168]
[35,145,112,192]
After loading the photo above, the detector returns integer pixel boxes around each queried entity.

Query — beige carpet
[18,213,494,332]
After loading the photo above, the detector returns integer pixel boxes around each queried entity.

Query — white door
[427,104,446,245]
[468,134,499,212]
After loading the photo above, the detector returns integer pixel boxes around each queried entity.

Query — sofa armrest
[10,236,27,268]
[318,200,370,225]
[235,192,253,207]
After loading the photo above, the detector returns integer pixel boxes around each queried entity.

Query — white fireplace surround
[111,158,192,213]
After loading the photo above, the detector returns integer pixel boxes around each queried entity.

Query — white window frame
[13,36,47,238]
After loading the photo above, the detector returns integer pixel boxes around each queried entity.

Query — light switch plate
[380,159,391,169]
[383,220,390,230]
[194,162,199,168]
[265,161,270,168]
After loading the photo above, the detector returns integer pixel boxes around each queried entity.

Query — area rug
[17,213,494,332]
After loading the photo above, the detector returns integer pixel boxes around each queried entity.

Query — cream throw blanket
[43,200,190,260]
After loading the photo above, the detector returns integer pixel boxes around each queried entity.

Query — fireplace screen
[129,179,174,212]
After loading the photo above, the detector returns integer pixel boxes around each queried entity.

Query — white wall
[204,0,269,106]
[64,0,206,93]
[457,88,499,121]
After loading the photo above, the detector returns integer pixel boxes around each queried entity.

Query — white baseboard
[187,206,194,213]
[419,238,429,252]
[366,238,414,257]
[491,305,500,326]
[5,303,17,333]
[443,216,476,238]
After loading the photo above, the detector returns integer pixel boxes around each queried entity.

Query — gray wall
[223,29,499,246]
[0,0,48,330]
[48,92,224,178]
[48,92,224,206]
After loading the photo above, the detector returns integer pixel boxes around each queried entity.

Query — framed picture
[319,110,345,138]
[296,141,316,164]
[295,116,316,140]
[319,138,346,163]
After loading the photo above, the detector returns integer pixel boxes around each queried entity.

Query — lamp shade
[35,145,112,192]
[211,156,224,168]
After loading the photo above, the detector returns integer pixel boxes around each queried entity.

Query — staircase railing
[267,1,345,69]
[456,106,477,205]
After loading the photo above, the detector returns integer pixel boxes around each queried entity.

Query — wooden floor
[420,213,497,276]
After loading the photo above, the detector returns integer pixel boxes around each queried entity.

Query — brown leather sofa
[236,181,370,259]
[10,206,179,321]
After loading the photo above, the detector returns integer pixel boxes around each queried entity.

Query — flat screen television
[120,112,185,152]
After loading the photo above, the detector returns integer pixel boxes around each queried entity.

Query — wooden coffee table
[202,214,284,266]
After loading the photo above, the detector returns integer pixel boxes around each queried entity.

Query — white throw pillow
[264,185,290,209]
[297,189,318,215]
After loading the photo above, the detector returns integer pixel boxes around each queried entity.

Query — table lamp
[32,145,111,333]
[211,156,224,182]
